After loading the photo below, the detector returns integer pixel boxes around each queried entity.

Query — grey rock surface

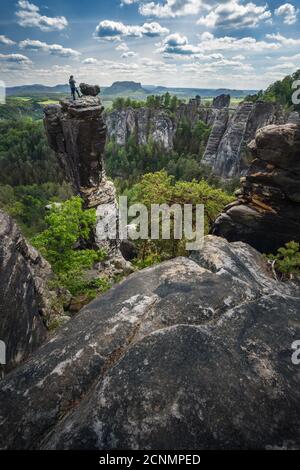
[1,236,299,449]
[79,83,100,97]
[213,123,300,252]
[213,94,230,109]
[44,95,123,257]
[0,210,62,373]
[203,101,284,178]
[44,96,106,195]
[105,107,175,151]
[105,96,207,152]
[106,98,285,179]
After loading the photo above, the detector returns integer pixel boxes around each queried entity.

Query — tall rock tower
[43,85,120,255]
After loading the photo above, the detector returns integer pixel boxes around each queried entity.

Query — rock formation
[106,96,210,152]
[44,94,122,256]
[0,210,64,374]
[201,108,230,169]
[79,83,100,97]
[213,94,230,109]
[106,96,286,178]
[203,101,285,178]
[106,107,176,151]
[1,235,300,450]
[213,123,300,253]
[44,96,106,196]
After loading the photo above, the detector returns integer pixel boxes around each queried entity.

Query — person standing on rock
[69,75,81,100]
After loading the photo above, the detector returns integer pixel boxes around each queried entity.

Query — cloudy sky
[0,0,300,89]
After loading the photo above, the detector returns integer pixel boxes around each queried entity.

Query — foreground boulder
[0,210,62,373]
[213,123,300,252]
[1,236,299,449]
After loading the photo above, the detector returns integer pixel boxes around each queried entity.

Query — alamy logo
[96,197,205,251]
[0,340,6,365]
[292,80,300,105]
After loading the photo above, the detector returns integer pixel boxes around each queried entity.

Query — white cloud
[158,33,202,55]
[232,54,245,61]
[16,1,68,32]
[116,42,129,52]
[0,35,16,46]
[266,33,300,46]
[267,62,297,71]
[95,20,169,41]
[278,52,300,61]
[82,57,98,64]
[139,0,205,18]
[182,57,254,75]
[19,39,81,58]
[0,53,32,66]
[275,3,299,25]
[197,0,272,29]
[158,31,282,56]
[198,33,281,52]
[122,51,138,58]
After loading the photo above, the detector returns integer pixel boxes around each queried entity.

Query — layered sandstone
[213,123,300,252]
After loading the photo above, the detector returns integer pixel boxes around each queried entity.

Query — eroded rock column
[44,93,121,256]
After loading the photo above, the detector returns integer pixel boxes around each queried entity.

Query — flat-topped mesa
[212,122,300,253]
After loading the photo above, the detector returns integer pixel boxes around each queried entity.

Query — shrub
[267,241,300,279]
[32,197,108,297]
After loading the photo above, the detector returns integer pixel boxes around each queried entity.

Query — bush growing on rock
[267,241,300,279]
[32,197,108,298]
[126,171,234,263]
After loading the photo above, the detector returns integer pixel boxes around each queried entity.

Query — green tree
[127,171,234,263]
[267,241,300,278]
[32,197,107,296]
[0,118,62,186]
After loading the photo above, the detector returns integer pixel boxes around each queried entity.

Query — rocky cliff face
[203,101,285,178]
[106,107,176,151]
[106,97,287,179]
[105,97,211,152]
[0,210,63,374]
[44,95,122,256]
[1,235,300,450]
[213,123,300,252]
[44,96,106,203]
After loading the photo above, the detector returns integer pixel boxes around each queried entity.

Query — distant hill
[6,81,258,100]
[6,84,70,96]
[145,86,258,98]
[102,81,146,97]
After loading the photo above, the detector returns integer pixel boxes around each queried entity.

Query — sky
[0,0,300,89]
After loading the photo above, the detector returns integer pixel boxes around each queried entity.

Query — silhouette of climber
[69,75,81,100]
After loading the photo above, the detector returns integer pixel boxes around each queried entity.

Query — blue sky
[0,0,300,89]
